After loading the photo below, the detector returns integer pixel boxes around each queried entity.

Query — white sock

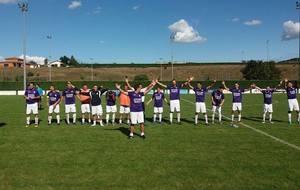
[238,114,241,122]
[159,114,162,122]
[195,114,198,124]
[177,113,181,123]
[218,112,222,122]
[212,113,215,123]
[82,118,85,124]
[26,116,30,125]
[170,113,173,123]
[288,113,292,123]
[93,120,96,125]
[88,119,91,123]
[112,113,115,124]
[48,116,52,124]
[130,132,134,137]
[72,113,76,123]
[269,113,272,122]
[153,114,157,122]
[66,114,70,124]
[204,114,208,124]
[35,117,39,125]
[100,120,103,126]
[231,115,234,122]
[141,132,145,136]
[127,119,130,124]
[106,114,109,124]
[263,113,266,122]
[56,115,60,124]
[119,119,122,124]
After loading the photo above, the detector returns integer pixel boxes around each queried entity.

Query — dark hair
[134,84,140,90]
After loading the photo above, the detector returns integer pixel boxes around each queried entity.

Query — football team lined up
[24,78,299,138]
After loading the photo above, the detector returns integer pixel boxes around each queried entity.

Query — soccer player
[187,79,216,125]
[90,85,107,126]
[106,90,117,125]
[78,85,91,125]
[119,84,131,125]
[36,83,44,110]
[146,87,168,124]
[24,82,40,127]
[253,84,276,124]
[61,82,78,125]
[211,86,225,124]
[115,80,156,139]
[47,85,61,125]
[157,78,191,124]
[282,78,300,125]
[222,81,250,126]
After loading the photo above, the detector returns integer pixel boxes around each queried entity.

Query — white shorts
[120,106,130,114]
[26,103,38,115]
[196,102,207,113]
[212,106,222,113]
[264,104,273,113]
[232,103,242,111]
[170,100,180,112]
[106,105,117,113]
[81,104,91,114]
[49,105,60,114]
[288,99,299,112]
[92,105,103,116]
[65,104,76,114]
[130,112,144,125]
[154,107,163,114]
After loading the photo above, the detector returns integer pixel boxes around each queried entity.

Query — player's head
[134,83,142,92]
[266,86,271,90]
[82,84,88,90]
[219,86,224,92]
[235,83,240,89]
[139,84,143,89]
[287,81,293,88]
[28,82,34,89]
[157,87,161,92]
[197,82,202,88]
[92,85,98,91]
[49,85,55,91]
[172,79,177,86]
[124,84,129,91]
[67,81,72,89]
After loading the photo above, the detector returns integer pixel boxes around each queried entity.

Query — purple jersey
[47,91,61,106]
[286,87,297,99]
[212,90,225,106]
[25,88,39,104]
[128,91,144,112]
[194,87,207,103]
[229,88,245,103]
[262,90,274,104]
[62,88,77,105]
[167,84,180,100]
[153,92,164,108]
[106,91,117,106]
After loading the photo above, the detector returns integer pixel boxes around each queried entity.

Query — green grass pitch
[0,94,300,190]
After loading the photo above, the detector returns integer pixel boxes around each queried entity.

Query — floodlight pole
[19,2,28,91]
[47,35,52,81]
[90,58,94,81]
[297,1,300,81]
[159,58,163,81]
[170,33,175,80]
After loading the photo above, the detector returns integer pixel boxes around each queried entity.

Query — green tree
[241,60,281,80]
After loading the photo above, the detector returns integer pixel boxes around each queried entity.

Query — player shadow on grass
[0,123,7,127]
[105,127,140,137]
[242,116,284,123]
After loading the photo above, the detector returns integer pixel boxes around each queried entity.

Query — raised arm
[156,80,167,88]
[187,82,194,89]
[115,83,128,95]
[144,80,156,95]
[182,77,194,87]
[125,77,134,91]
[252,84,262,92]
[222,81,229,91]
[146,98,153,106]
[207,80,217,89]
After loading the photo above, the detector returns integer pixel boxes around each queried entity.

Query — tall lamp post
[46,35,52,81]
[18,1,28,91]
[170,33,175,80]
[297,1,300,81]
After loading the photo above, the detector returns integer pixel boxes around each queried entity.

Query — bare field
[0,63,297,81]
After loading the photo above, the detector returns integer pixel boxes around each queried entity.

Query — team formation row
[24,78,299,138]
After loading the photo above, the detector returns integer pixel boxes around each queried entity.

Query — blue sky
[0,0,299,63]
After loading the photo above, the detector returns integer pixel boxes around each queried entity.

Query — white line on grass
[182,98,300,151]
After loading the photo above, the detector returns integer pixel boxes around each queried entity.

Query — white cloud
[0,0,17,4]
[19,55,47,65]
[132,5,140,11]
[244,19,262,26]
[282,20,299,41]
[68,1,82,10]
[231,17,240,22]
[92,6,102,14]
[168,19,206,43]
